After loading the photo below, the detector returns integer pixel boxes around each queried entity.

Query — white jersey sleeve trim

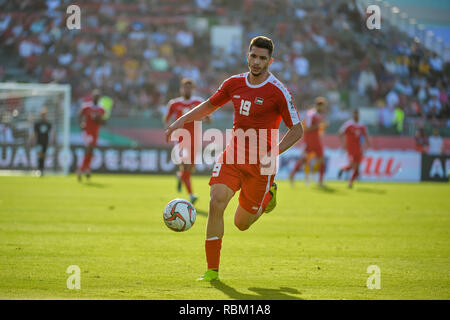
[338,119,354,134]
[81,100,93,110]
[217,73,246,91]
[271,77,300,126]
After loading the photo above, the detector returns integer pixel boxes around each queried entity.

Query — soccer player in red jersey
[289,97,328,187]
[165,36,303,281]
[77,89,105,181]
[337,109,370,188]
[164,78,205,204]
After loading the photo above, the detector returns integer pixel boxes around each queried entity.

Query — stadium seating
[0,0,448,139]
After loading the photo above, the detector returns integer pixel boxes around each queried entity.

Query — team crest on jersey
[255,97,264,105]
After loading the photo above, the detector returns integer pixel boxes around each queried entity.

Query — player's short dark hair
[249,36,274,57]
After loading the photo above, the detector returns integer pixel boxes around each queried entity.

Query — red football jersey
[209,72,300,162]
[166,96,204,132]
[303,108,323,147]
[81,96,105,135]
[339,119,368,154]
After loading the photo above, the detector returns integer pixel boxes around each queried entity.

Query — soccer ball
[163,199,196,232]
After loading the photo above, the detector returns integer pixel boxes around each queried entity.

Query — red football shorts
[209,151,274,215]
[83,131,98,147]
[305,142,324,158]
[348,150,363,164]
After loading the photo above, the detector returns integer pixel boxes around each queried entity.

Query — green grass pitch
[0,174,449,300]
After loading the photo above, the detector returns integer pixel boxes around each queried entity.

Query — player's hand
[80,122,86,129]
[260,153,271,168]
[165,119,184,143]
[259,152,278,175]
[94,114,103,123]
[98,117,106,125]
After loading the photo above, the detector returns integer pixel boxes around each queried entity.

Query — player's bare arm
[364,131,371,150]
[165,99,219,143]
[96,116,106,126]
[339,132,346,149]
[261,123,303,169]
[163,113,171,128]
[278,122,304,155]
[163,104,173,128]
[78,111,85,129]
[204,114,213,124]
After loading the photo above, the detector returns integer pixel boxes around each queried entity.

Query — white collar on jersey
[175,96,201,104]
[245,72,274,88]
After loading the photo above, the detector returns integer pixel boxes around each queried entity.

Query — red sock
[85,153,93,171]
[84,153,93,171]
[261,191,273,212]
[181,170,193,195]
[290,158,304,179]
[79,153,92,172]
[350,168,359,184]
[205,238,222,270]
[341,164,351,171]
[319,162,325,183]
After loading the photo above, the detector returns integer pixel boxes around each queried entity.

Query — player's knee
[234,218,250,231]
[209,194,228,216]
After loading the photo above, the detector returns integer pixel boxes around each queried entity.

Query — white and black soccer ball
[163,199,196,232]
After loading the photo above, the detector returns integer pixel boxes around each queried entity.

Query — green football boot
[264,182,277,213]
[190,194,198,205]
[197,269,219,281]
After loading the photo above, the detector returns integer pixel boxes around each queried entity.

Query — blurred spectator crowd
[0,0,449,135]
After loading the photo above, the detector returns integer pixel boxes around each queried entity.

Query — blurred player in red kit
[338,109,370,188]
[164,78,205,204]
[165,36,303,281]
[77,89,105,181]
[289,97,328,187]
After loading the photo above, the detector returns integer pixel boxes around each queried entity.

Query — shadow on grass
[196,209,208,217]
[355,187,386,194]
[211,280,302,300]
[314,185,338,194]
[83,181,108,188]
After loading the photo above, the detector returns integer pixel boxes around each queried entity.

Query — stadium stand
[0,0,449,147]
